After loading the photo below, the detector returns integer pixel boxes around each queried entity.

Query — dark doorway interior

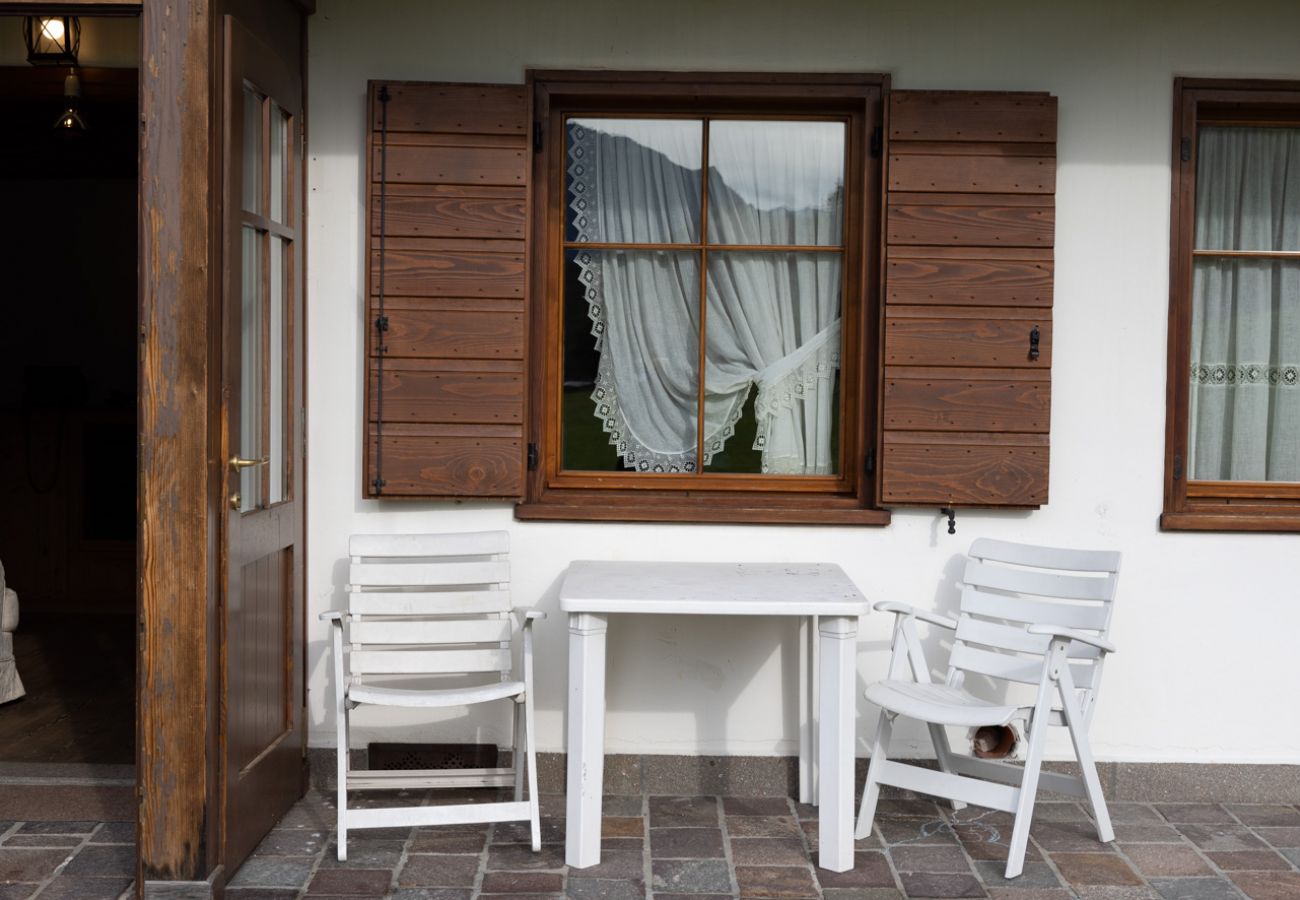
[0,57,137,766]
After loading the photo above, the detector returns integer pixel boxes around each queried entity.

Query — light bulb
[39,18,64,43]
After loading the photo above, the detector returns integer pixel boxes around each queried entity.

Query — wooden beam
[0,0,141,12]
[137,0,218,890]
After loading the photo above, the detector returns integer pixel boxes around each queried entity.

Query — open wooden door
[220,8,306,872]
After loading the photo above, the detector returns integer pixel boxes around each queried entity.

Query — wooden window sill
[1160,509,1300,533]
[515,499,891,527]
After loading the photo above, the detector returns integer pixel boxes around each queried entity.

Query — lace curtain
[569,119,842,475]
[1188,126,1300,481]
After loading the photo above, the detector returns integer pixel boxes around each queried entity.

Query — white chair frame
[855,539,1121,879]
[321,531,544,860]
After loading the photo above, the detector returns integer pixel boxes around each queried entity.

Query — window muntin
[560,115,847,479]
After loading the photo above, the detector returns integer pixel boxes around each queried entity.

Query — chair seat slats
[350,531,509,558]
[350,618,512,646]
[963,559,1115,602]
[866,680,1024,727]
[350,560,509,588]
[956,616,1103,660]
[968,538,1122,574]
[348,680,523,708]
[961,587,1110,631]
[350,647,511,675]
[349,590,511,616]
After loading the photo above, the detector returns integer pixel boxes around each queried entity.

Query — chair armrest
[319,611,344,623]
[1026,624,1116,655]
[514,609,547,629]
[873,601,957,630]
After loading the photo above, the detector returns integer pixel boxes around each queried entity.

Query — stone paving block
[727,815,802,838]
[602,815,644,838]
[815,850,895,889]
[891,844,973,874]
[723,797,795,817]
[390,890,475,900]
[0,847,71,882]
[950,808,1015,828]
[877,818,958,845]
[251,827,327,856]
[1253,827,1300,848]
[492,818,564,845]
[1175,825,1268,852]
[225,889,302,900]
[480,871,565,893]
[651,858,733,894]
[1032,802,1088,822]
[601,795,643,817]
[729,837,807,867]
[2,835,82,848]
[1149,877,1246,899]
[321,839,405,868]
[734,864,820,898]
[305,868,393,895]
[1226,806,1300,828]
[649,796,719,828]
[1109,805,1167,824]
[1031,820,1113,852]
[569,838,643,879]
[654,895,734,900]
[823,889,905,900]
[478,895,561,900]
[1121,843,1215,878]
[897,871,986,897]
[973,859,1061,889]
[484,843,567,871]
[878,799,944,820]
[411,830,490,853]
[227,857,315,888]
[36,876,134,900]
[0,886,39,900]
[565,877,645,899]
[1155,805,1236,825]
[398,854,482,887]
[1277,847,1300,867]
[1113,824,1186,843]
[1228,871,1300,900]
[953,824,1041,862]
[986,890,1073,900]
[1050,852,1143,886]
[1204,849,1291,871]
[1073,888,1161,899]
[16,821,98,835]
[62,843,135,876]
[651,826,725,858]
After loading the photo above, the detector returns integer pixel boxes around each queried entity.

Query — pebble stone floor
[3,790,1300,899]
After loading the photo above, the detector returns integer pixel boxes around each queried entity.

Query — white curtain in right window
[1188,126,1300,481]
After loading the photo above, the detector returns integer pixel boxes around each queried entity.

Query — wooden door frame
[0,0,307,895]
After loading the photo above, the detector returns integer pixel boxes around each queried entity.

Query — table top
[559,560,869,616]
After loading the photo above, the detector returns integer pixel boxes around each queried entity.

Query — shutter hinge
[1173,453,1184,481]
[865,447,875,475]
[527,442,539,471]
[870,125,883,158]
[533,122,543,153]
[1180,136,1191,163]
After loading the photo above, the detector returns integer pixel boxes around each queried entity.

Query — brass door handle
[229,455,270,470]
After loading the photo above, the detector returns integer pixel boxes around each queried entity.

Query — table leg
[817,614,859,872]
[566,612,608,868]
[798,615,819,806]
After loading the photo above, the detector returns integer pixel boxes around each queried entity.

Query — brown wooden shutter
[879,90,1056,508]
[365,81,528,499]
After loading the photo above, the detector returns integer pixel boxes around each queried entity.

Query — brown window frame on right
[1162,78,1300,532]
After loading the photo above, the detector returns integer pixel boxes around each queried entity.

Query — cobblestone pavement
[4,789,1300,898]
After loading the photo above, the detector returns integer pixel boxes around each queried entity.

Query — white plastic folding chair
[856,539,1121,878]
[321,531,544,860]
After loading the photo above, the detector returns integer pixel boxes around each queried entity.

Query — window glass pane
[1194,126,1300,251]
[566,118,702,244]
[268,237,288,504]
[242,85,263,215]
[1188,258,1299,481]
[708,120,845,247]
[239,226,263,511]
[704,251,842,474]
[562,249,700,472]
[270,102,289,224]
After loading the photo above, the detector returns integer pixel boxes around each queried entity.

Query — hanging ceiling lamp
[23,16,80,67]
[53,69,89,134]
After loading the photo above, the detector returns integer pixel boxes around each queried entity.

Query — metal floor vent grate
[367,742,498,771]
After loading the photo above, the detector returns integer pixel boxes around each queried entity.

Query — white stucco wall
[306,0,1300,764]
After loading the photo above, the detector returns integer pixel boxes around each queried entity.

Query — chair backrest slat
[961,587,1110,632]
[950,643,1100,690]
[969,538,1121,574]
[955,616,1103,661]
[343,531,514,681]
[963,559,1114,602]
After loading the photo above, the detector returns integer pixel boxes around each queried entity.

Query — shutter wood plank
[880,90,1056,509]
[366,81,528,500]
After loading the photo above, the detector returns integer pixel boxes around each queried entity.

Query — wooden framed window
[1162,79,1300,532]
[517,72,886,524]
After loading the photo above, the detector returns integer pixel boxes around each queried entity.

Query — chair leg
[927,723,966,812]
[1004,713,1049,879]
[855,709,893,840]
[336,704,350,862]
[524,693,541,852]
[1060,686,1114,843]
[513,700,526,802]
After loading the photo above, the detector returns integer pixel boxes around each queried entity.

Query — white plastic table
[559,560,868,872]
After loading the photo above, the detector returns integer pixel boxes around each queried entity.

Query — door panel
[222,10,305,874]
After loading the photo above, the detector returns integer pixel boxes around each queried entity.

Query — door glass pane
[269,237,287,503]
[707,120,845,247]
[242,86,263,215]
[562,249,700,473]
[270,102,289,224]
[704,251,842,474]
[566,118,703,244]
[240,226,263,511]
